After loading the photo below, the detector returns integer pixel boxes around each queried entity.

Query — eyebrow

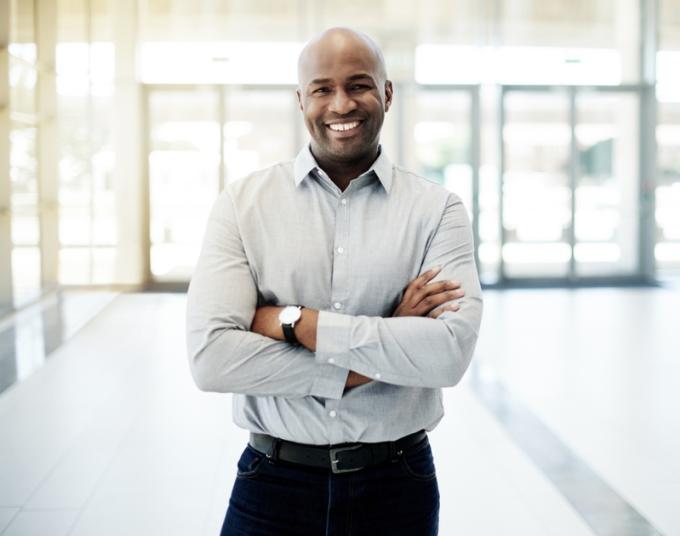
[307,73,375,86]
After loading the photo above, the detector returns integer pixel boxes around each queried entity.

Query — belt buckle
[329,444,364,474]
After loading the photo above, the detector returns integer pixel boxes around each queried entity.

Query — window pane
[59,247,91,285]
[574,92,638,276]
[502,91,571,278]
[656,102,680,272]
[10,0,35,47]
[9,57,36,116]
[410,91,471,212]
[149,89,220,282]
[657,0,680,274]
[10,126,41,307]
[12,248,42,306]
[224,88,297,183]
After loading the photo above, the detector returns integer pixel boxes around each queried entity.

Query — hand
[345,371,372,389]
[392,267,464,318]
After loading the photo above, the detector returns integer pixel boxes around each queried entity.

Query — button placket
[330,195,350,314]
[324,398,343,443]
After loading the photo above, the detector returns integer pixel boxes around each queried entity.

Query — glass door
[222,86,299,184]
[501,89,572,279]
[145,85,299,286]
[574,91,639,276]
[656,101,680,275]
[406,86,483,274]
[147,87,221,283]
[10,123,42,306]
[500,86,643,282]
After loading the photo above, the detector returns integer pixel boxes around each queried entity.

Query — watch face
[279,306,301,324]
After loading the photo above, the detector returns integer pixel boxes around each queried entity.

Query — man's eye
[313,87,330,94]
[350,84,369,91]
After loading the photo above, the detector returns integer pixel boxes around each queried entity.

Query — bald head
[297,27,387,88]
[295,27,393,183]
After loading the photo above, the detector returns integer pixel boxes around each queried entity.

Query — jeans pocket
[399,441,437,481]
[236,445,267,479]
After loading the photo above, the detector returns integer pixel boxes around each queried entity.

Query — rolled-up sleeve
[186,190,348,399]
[315,194,482,388]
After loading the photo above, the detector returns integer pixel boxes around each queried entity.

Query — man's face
[297,38,393,166]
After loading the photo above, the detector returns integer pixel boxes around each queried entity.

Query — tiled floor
[0,288,678,535]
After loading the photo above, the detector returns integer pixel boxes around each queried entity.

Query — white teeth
[328,121,360,132]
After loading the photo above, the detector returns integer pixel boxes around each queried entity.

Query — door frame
[497,83,654,286]
[141,83,300,290]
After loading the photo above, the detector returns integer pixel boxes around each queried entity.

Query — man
[186,27,482,535]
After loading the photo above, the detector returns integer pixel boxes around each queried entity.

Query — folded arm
[250,267,465,388]
[186,191,349,399]
[187,191,481,397]
[250,195,482,389]
[313,195,483,388]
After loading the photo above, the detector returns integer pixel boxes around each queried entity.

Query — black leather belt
[249,430,427,474]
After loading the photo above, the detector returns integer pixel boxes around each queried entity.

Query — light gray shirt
[186,146,483,445]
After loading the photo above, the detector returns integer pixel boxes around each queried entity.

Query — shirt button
[329,410,337,418]
[340,199,347,205]
[375,372,381,380]
[328,358,335,364]
[333,302,342,310]
[337,247,344,254]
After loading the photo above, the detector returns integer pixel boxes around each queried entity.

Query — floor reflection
[0,291,118,397]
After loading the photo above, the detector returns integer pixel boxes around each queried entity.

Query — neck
[312,147,380,192]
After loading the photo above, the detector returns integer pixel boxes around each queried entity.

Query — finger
[414,289,464,317]
[403,266,442,300]
[412,280,461,304]
[411,266,442,289]
[412,284,464,312]
[428,303,460,318]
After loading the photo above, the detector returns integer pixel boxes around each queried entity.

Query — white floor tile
[475,287,680,535]
[2,510,78,536]
[2,290,678,535]
[432,387,595,536]
[0,509,19,533]
[0,297,162,505]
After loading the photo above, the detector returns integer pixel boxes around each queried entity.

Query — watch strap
[282,323,300,345]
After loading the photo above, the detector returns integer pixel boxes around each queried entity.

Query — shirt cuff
[315,310,352,365]
[311,364,349,400]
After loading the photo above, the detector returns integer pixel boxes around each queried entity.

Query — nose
[328,88,358,115]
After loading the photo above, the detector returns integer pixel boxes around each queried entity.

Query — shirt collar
[293,145,393,193]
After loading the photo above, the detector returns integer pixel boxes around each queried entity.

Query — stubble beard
[312,118,380,165]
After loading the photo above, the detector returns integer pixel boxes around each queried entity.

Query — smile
[327,121,361,132]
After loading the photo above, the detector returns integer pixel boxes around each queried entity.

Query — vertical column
[568,87,577,281]
[113,0,145,286]
[36,0,59,291]
[497,86,506,282]
[470,85,481,274]
[638,0,658,281]
[0,0,12,314]
[218,85,225,192]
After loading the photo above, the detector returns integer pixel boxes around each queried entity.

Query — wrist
[296,308,319,352]
[279,305,303,345]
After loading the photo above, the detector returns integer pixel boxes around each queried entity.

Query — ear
[383,80,393,112]
[296,89,304,111]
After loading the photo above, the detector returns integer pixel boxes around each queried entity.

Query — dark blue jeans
[221,436,440,536]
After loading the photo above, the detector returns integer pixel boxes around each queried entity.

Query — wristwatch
[279,305,303,345]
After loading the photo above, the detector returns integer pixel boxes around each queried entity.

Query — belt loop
[266,437,281,463]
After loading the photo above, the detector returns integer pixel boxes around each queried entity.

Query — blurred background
[1,1,679,535]
[2,0,679,303]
